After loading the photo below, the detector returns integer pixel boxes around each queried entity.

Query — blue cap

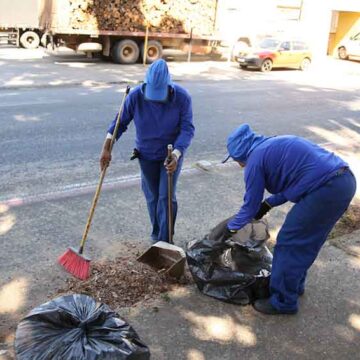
[222,124,268,163]
[144,59,172,102]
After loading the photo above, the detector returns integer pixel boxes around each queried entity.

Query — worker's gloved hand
[100,149,112,171]
[254,201,272,220]
[164,153,178,174]
[219,227,237,243]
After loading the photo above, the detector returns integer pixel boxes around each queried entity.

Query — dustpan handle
[167,144,174,244]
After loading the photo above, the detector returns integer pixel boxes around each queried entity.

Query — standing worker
[221,124,356,315]
[100,59,194,243]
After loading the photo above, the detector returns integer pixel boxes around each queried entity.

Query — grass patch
[328,204,360,239]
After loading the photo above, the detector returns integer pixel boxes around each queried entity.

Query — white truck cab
[338,32,360,60]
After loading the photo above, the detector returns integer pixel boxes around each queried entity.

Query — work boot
[253,298,298,315]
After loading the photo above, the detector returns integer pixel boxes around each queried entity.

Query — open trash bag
[186,218,272,305]
[15,294,150,360]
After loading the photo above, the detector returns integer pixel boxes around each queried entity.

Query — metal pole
[143,24,149,65]
[298,0,304,21]
[187,27,193,63]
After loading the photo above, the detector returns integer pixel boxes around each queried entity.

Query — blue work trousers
[270,170,356,312]
[139,157,183,242]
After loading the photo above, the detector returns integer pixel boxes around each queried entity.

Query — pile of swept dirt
[58,255,191,308]
[329,204,360,239]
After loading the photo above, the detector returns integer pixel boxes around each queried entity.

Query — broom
[58,85,131,280]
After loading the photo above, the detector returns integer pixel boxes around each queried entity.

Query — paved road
[1,67,359,202]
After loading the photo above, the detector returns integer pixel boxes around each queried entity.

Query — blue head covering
[144,59,172,102]
[223,124,269,163]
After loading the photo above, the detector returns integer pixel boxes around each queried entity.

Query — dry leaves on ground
[58,255,191,308]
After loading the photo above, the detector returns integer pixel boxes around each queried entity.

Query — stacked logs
[68,0,217,35]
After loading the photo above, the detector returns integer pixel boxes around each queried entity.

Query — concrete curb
[0,79,142,91]
[0,161,237,208]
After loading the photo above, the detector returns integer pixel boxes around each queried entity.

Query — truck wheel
[40,34,48,47]
[112,39,140,64]
[260,59,273,72]
[338,46,348,60]
[20,31,40,49]
[141,40,163,63]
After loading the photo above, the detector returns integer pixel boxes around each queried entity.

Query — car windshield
[259,39,280,50]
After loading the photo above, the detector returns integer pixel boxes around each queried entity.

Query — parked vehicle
[235,38,312,72]
[0,0,221,64]
[0,0,41,48]
[338,32,360,60]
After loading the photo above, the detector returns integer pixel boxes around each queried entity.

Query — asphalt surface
[0,48,360,359]
[1,66,359,201]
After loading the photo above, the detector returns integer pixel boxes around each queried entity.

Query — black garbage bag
[186,218,272,305]
[15,294,150,360]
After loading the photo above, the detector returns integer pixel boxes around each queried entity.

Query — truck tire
[40,33,48,47]
[112,39,140,64]
[20,31,40,49]
[141,40,163,63]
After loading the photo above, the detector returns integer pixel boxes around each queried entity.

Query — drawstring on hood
[226,124,269,163]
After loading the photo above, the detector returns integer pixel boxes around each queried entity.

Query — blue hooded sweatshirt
[107,60,194,160]
[227,124,348,230]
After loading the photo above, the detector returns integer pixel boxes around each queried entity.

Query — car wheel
[112,39,140,64]
[20,31,40,49]
[141,40,163,64]
[300,57,311,71]
[338,47,348,60]
[260,59,272,72]
[239,64,247,70]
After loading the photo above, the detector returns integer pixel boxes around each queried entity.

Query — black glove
[219,227,237,242]
[130,148,140,160]
[254,201,272,220]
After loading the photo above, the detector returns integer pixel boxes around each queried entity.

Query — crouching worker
[221,124,356,315]
[100,59,194,243]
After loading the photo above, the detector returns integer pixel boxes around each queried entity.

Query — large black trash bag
[15,294,150,360]
[186,218,272,305]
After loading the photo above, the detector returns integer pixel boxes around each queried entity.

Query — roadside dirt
[328,204,360,257]
[329,204,360,239]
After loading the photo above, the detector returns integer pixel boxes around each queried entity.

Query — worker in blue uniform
[222,124,356,314]
[100,59,194,243]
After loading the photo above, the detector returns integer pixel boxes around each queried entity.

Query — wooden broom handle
[79,86,130,253]
[167,144,174,244]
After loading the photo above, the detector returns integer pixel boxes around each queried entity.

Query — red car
[235,38,312,72]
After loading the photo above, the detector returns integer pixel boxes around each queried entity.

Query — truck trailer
[0,0,221,64]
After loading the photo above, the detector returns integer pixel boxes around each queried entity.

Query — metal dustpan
[137,241,186,279]
[137,144,186,279]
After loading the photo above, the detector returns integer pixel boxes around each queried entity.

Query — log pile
[68,0,217,35]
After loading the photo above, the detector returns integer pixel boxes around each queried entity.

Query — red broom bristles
[58,247,91,280]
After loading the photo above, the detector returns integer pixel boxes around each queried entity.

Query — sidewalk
[0,47,248,90]
[1,162,359,359]
[1,46,359,91]
[125,235,360,360]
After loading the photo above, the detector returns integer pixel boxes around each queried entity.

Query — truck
[0,0,43,48]
[0,0,221,64]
